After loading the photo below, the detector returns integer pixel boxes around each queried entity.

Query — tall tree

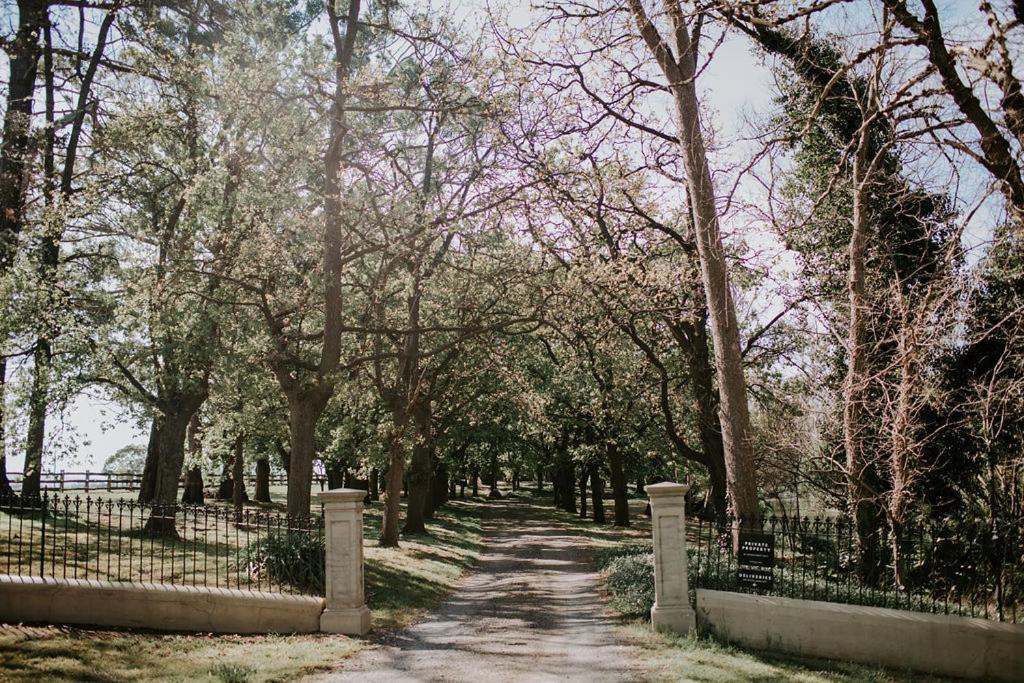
[623,0,759,517]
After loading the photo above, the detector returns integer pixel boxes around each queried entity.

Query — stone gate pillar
[317,488,371,634]
[647,481,696,634]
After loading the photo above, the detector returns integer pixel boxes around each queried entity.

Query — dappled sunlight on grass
[616,622,955,683]
[0,625,359,683]
[362,498,485,631]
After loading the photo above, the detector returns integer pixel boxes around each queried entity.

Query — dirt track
[311,497,648,682]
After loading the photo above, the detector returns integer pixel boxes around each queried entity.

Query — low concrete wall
[696,589,1024,682]
[0,574,324,634]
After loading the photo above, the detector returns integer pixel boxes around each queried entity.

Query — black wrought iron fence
[0,492,325,596]
[689,515,1022,623]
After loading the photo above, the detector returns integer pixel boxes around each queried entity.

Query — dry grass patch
[0,626,359,683]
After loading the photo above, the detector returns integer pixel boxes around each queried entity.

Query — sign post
[737,530,775,592]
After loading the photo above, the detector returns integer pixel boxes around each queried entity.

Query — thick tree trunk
[628,1,759,518]
[144,410,192,537]
[470,465,479,497]
[846,126,884,584]
[216,460,233,499]
[488,451,502,499]
[589,461,605,524]
[139,420,160,503]
[181,414,204,505]
[285,391,328,518]
[560,461,576,514]
[673,86,757,517]
[403,398,432,535]
[426,460,447,519]
[380,427,406,547]
[578,467,588,519]
[21,339,50,498]
[0,0,47,272]
[0,3,47,498]
[182,468,204,504]
[636,474,645,496]
[535,465,543,494]
[607,443,630,526]
[255,457,271,503]
[684,317,730,524]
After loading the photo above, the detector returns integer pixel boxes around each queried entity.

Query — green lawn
[619,625,955,683]
[0,627,360,683]
[0,493,487,682]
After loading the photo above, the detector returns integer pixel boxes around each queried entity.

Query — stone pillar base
[651,604,696,634]
[320,606,371,635]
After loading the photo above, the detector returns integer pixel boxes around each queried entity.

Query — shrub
[211,663,255,683]
[594,542,653,571]
[603,551,655,617]
[244,532,325,595]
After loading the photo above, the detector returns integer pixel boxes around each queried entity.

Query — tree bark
[182,467,204,504]
[284,390,329,517]
[535,465,543,494]
[607,442,630,526]
[628,0,759,518]
[589,461,605,524]
[216,459,233,500]
[683,317,729,524]
[470,465,479,497]
[403,397,432,535]
[427,460,447,519]
[380,419,407,547]
[139,420,160,503]
[556,457,576,514]
[268,0,360,518]
[0,2,47,498]
[0,0,47,272]
[181,414,204,504]
[21,339,50,498]
[254,457,271,503]
[488,450,502,498]
[143,409,193,537]
[846,116,884,584]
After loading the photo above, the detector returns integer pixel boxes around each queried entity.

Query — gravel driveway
[312,497,648,682]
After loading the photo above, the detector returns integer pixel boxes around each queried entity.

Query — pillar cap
[317,488,366,504]
[646,481,690,497]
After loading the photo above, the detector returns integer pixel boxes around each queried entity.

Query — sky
[0,0,999,474]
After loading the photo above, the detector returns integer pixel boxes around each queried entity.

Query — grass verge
[0,627,359,683]
[0,495,486,681]
[618,622,954,682]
